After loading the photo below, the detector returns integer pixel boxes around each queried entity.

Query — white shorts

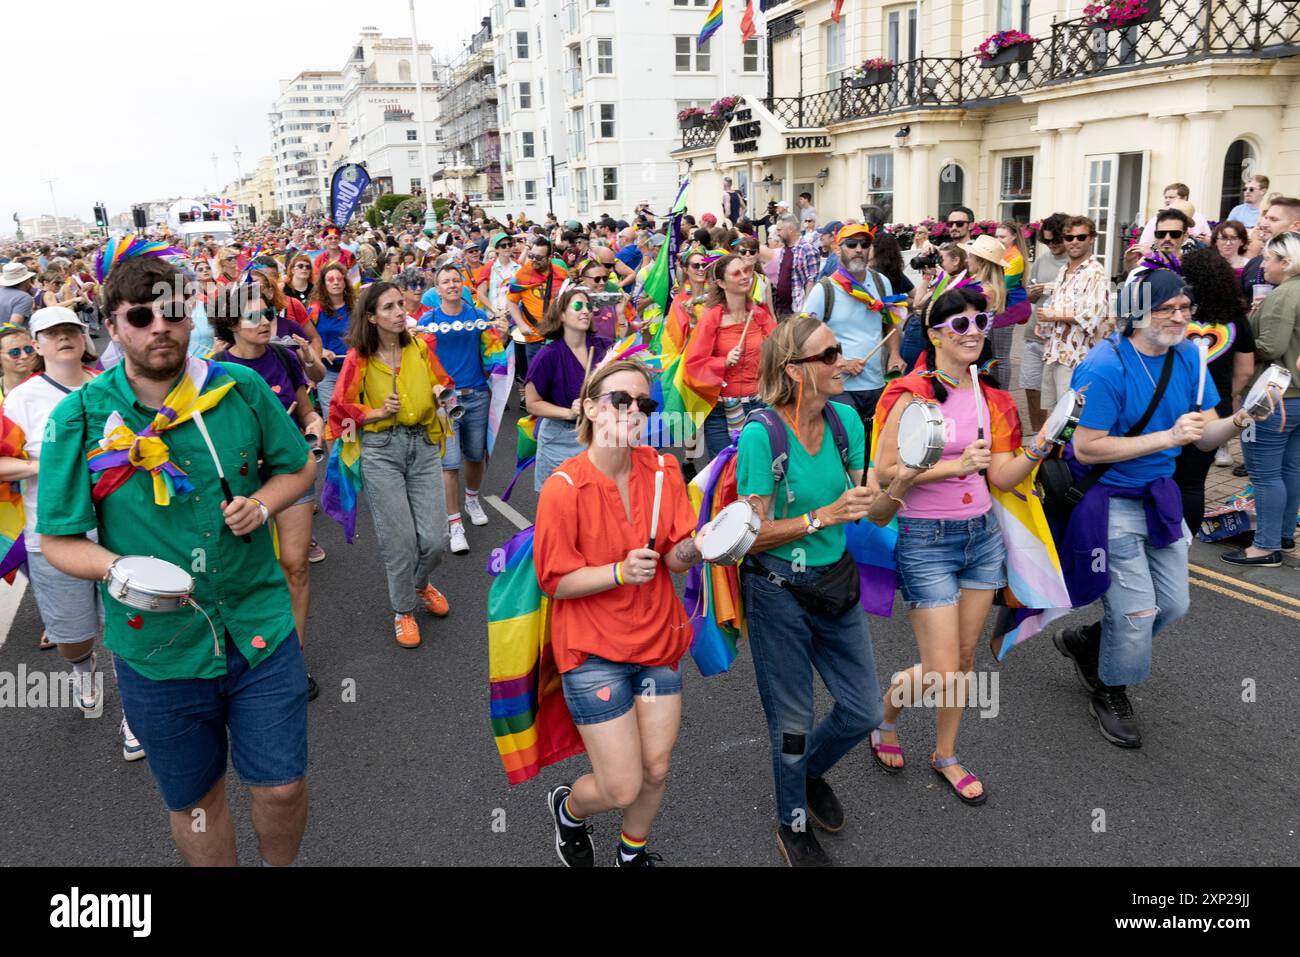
[1040,360,1077,412]
[26,550,103,645]
[1019,339,1045,391]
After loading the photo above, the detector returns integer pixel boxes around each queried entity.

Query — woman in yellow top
[735,234,775,313]
[330,282,456,648]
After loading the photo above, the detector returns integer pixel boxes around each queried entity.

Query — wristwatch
[806,511,824,534]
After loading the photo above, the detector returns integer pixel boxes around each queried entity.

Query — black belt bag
[744,550,861,619]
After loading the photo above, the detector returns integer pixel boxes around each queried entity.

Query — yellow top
[362,338,441,433]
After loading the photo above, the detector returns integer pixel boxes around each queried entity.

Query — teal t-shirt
[736,402,865,567]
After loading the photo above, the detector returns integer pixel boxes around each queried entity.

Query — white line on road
[485,495,532,531]
[0,574,29,651]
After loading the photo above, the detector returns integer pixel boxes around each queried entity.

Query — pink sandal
[931,754,986,806]
[869,722,904,774]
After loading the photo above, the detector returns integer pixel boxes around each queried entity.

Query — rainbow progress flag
[698,0,723,47]
[501,414,538,502]
[684,445,744,675]
[487,527,585,785]
[0,413,28,581]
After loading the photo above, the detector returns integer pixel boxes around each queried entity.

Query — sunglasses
[840,239,869,249]
[1154,230,1185,239]
[1042,235,1064,245]
[738,248,758,256]
[583,273,609,282]
[687,262,707,271]
[1064,233,1092,242]
[5,345,35,358]
[122,301,187,328]
[789,344,844,366]
[294,263,312,270]
[932,312,993,335]
[947,220,970,227]
[599,390,659,416]
[569,300,589,312]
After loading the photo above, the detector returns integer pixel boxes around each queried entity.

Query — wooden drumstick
[860,326,900,366]
[736,314,755,354]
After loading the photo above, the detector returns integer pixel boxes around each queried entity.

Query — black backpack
[743,404,851,518]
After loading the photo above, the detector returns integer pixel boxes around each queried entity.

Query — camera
[910,253,941,271]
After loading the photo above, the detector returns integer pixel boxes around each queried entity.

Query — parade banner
[329,163,371,228]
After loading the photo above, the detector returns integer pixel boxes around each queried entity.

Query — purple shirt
[275,314,309,341]
[525,337,612,408]
[218,345,307,412]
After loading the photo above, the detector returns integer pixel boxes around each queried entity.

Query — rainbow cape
[684,446,744,675]
[0,413,28,581]
[487,526,585,785]
[1003,248,1027,305]
[501,414,538,503]
[86,358,235,506]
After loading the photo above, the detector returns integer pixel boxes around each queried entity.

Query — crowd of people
[1,170,1297,868]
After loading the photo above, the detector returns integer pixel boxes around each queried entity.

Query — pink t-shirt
[899,386,991,520]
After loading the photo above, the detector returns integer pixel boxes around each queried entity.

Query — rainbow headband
[95,235,186,284]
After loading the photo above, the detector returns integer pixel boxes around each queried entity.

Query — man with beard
[801,224,906,426]
[1051,268,1268,749]
[37,252,316,866]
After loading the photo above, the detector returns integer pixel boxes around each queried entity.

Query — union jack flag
[209,197,236,217]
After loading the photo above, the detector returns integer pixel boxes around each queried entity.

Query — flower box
[851,66,895,87]
[679,113,705,130]
[1085,0,1162,30]
[980,42,1034,68]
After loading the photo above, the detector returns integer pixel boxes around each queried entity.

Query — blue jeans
[534,416,584,491]
[560,655,683,726]
[895,512,1006,610]
[1098,497,1191,687]
[702,397,764,462]
[317,365,341,422]
[114,632,308,811]
[742,553,884,827]
[441,388,491,470]
[1242,397,1300,550]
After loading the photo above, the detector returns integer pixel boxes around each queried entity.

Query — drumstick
[736,314,755,354]
[970,364,988,476]
[648,469,664,552]
[1194,338,1209,412]
[860,326,900,366]
[192,411,252,544]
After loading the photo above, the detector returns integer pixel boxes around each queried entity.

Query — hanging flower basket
[1083,0,1162,30]
[850,58,895,87]
[976,31,1036,68]
[678,108,706,130]
[708,95,740,122]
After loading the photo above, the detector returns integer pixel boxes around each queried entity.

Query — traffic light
[93,204,108,230]
[133,207,148,230]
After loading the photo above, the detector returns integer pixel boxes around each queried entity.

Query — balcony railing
[684,0,1298,145]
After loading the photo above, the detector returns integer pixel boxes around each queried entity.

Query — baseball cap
[818,221,845,237]
[701,213,718,227]
[647,233,667,248]
[565,220,583,232]
[835,224,877,246]
[29,306,88,336]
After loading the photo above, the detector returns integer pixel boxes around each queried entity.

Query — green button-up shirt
[36,361,309,680]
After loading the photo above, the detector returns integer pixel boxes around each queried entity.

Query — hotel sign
[785,135,832,151]
[719,103,833,162]
[729,109,762,155]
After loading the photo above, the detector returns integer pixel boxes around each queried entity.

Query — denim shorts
[26,549,104,644]
[441,388,490,470]
[896,511,1006,609]
[561,654,683,726]
[114,631,308,811]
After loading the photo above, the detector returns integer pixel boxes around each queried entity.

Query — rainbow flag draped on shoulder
[0,413,28,581]
[684,446,744,675]
[487,527,585,785]
[481,325,514,458]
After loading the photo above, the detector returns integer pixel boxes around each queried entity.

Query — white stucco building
[269,70,345,216]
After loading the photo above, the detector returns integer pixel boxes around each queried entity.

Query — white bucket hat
[0,262,36,287]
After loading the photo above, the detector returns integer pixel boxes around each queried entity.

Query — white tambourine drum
[1244,365,1292,418]
[509,327,527,345]
[1044,389,1085,445]
[898,401,946,470]
[698,501,762,566]
[106,556,194,613]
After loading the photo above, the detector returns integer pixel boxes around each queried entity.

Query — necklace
[1130,339,1159,391]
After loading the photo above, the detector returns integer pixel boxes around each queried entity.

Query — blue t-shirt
[1071,334,1220,489]
[616,245,643,272]
[314,305,350,368]
[802,272,892,392]
[419,305,488,391]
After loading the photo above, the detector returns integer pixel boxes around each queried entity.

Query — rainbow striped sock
[618,831,647,862]
[559,795,585,828]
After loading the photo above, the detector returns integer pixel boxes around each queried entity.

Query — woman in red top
[533,358,704,867]
[686,253,777,461]
[316,225,355,275]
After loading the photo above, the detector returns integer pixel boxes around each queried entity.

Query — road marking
[1189,574,1300,623]
[0,574,29,650]
[1188,562,1300,608]
[485,495,531,531]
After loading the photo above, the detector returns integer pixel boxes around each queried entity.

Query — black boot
[776,825,833,867]
[1053,622,1101,693]
[1089,684,1142,749]
[805,776,845,832]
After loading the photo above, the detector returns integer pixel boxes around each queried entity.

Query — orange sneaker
[393,614,421,649]
[418,584,450,618]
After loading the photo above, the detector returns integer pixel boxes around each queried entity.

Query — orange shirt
[534,445,697,672]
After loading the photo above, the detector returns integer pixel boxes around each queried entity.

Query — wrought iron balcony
[680,116,729,150]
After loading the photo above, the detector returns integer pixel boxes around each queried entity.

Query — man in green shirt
[38,253,314,866]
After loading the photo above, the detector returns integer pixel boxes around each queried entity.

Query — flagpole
[720,0,730,101]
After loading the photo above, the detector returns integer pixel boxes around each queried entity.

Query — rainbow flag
[501,415,538,502]
[480,326,515,457]
[698,0,723,47]
[652,349,717,449]
[321,438,362,544]
[488,527,585,785]
[0,413,28,581]
[845,516,899,618]
[684,446,744,675]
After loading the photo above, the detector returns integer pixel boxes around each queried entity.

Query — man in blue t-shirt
[1051,269,1267,749]
[420,264,495,555]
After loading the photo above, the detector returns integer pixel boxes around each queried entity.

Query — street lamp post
[234,145,243,222]
[408,0,439,234]
[43,179,59,239]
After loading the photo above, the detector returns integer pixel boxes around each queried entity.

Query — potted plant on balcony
[1082,0,1162,30]
[975,30,1036,68]
[677,107,707,130]
[708,96,740,122]
[850,57,895,87]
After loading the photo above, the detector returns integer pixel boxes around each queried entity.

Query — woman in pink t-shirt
[870,285,1051,805]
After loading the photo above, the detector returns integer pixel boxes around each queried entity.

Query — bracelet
[1023,444,1044,463]
[248,497,270,526]
[802,512,814,534]
[613,562,624,586]
[1232,412,1250,429]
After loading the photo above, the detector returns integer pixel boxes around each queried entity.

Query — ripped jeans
[1098,497,1191,687]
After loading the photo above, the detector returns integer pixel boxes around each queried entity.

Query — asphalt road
[1,402,1297,867]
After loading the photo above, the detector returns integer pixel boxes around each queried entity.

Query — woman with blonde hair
[965,235,1014,388]
[534,358,705,867]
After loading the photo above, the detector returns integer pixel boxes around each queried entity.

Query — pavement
[1,338,1297,867]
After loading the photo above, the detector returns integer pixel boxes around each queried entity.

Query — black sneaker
[547,785,594,867]
[613,848,662,867]
[1088,684,1142,749]
[1220,549,1282,567]
[1232,463,1249,477]
[1283,538,1296,554]
[1052,624,1101,693]
[306,674,319,702]
[777,825,833,867]
[805,776,845,832]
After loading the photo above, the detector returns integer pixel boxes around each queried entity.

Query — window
[410,178,422,191]
[938,163,965,219]
[675,36,711,72]
[516,31,529,59]
[601,167,618,202]
[524,180,537,202]
[575,168,589,214]
[1000,155,1034,223]
[825,19,847,85]
[521,131,535,159]
[514,0,526,6]
[539,76,545,106]
[398,60,412,82]
[406,129,418,141]
[542,127,549,155]
[673,0,710,5]
[570,107,585,156]
[743,38,764,73]
[518,81,532,109]
[589,102,615,139]
[866,153,894,223]
[408,149,420,163]
[594,0,610,6]
[587,37,614,74]
[1220,139,1257,220]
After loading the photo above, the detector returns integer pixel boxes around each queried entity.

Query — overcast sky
[0,0,489,235]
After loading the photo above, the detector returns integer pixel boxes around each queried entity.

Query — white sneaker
[448,521,470,555]
[121,717,146,762]
[1214,445,1234,467]
[464,495,489,526]
[75,654,98,714]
